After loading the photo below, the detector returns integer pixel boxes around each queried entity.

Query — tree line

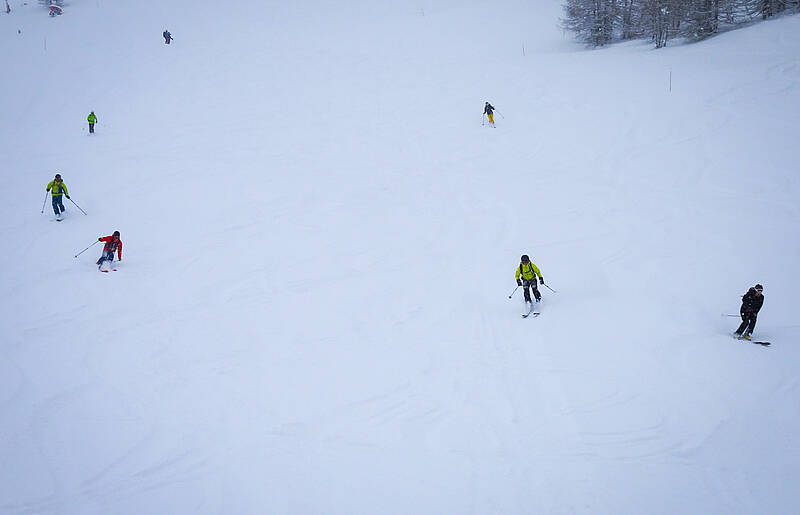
[562,0,799,47]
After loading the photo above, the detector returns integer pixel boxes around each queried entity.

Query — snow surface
[2,1,800,513]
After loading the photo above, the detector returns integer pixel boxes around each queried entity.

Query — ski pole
[69,197,87,215]
[508,285,520,299]
[481,113,485,126]
[542,283,556,293]
[723,314,741,317]
[74,240,99,258]
[40,191,48,213]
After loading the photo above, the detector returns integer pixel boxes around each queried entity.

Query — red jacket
[99,235,123,260]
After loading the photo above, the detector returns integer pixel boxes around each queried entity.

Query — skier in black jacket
[735,284,764,340]
[483,102,495,127]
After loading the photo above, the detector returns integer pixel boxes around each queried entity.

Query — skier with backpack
[483,102,496,127]
[734,284,764,340]
[46,173,70,220]
[515,254,544,307]
[96,231,123,270]
[87,111,97,134]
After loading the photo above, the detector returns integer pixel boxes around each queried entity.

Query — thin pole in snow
[522,44,525,56]
[669,69,672,92]
[68,197,88,215]
[74,240,99,258]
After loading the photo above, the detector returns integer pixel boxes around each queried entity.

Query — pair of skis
[522,302,540,318]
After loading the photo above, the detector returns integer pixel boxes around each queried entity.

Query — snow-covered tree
[562,0,619,46]
[640,0,685,47]
[561,0,798,48]
[684,0,721,39]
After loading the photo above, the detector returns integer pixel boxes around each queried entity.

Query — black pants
[736,311,757,335]
[89,123,94,133]
[523,279,541,303]
[97,251,114,267]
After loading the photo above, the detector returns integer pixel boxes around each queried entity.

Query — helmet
[520,254,529,263]
[113,231,120,237]
[755,284,763,292]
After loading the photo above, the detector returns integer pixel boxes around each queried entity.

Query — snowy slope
[2,0,800,513]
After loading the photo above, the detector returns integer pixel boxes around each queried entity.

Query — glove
[66,195,70,199]
[98,237,103,241]
[539,277,545,284]
[516,279,522,286]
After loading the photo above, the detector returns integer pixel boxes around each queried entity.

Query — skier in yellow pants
[484,102,496,126]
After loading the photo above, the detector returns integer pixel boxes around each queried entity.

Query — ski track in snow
[1,1,800,513]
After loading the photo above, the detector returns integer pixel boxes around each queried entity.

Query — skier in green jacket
[46,173,70,220]
[515,254,544,305]
[87,111,97,134]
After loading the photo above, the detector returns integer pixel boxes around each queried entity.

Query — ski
[732,334,770,346]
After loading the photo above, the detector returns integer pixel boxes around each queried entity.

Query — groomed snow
[1,1,799,513]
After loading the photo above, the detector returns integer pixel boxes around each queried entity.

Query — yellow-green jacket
[46,180,69,197]
[515,261,542,281]
[87,112,97,123]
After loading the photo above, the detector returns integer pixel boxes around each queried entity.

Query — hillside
[2,1,799,513]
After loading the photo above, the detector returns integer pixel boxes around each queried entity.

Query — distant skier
[483,102,496,127]
[46,173,69,220]
[515,254,544,305]
[734,284,764,340]
[163,30,172,44]
[87,111,97,134]
[96,231,123,270]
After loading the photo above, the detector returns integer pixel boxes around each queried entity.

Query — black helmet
[113,231,120,237]
[755,284,763,292]
[520,254,530,263]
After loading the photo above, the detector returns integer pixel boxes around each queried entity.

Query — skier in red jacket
[96,231,122,269]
